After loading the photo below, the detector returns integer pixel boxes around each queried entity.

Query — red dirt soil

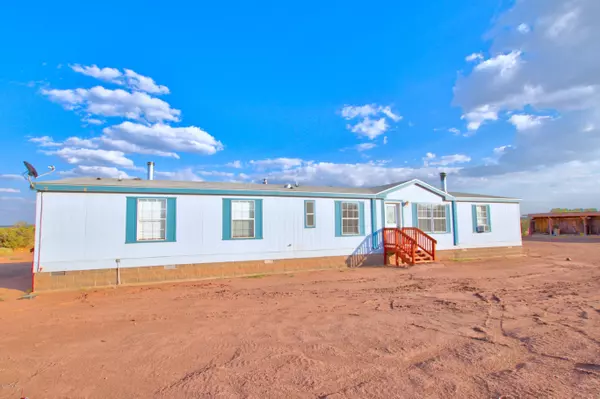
[1,241,600,398]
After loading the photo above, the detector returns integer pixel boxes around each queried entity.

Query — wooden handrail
[401,227,437,260]
[383,227,418,265]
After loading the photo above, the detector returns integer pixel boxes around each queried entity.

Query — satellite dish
[22,161,56,189]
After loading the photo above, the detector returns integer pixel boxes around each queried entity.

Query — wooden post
[548,217,552,235]
[582,217,588,236]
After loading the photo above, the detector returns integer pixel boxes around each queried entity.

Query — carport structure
[528,212,600,236]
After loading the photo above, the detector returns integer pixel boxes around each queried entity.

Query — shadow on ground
[0,262,31,292]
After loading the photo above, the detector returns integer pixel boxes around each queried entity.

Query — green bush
[0,222,35,250]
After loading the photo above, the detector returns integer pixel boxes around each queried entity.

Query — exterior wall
[455,202,522,248]
[34,192,374,273]
[385,184,455,250]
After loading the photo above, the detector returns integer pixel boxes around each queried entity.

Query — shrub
[0,222,35,250]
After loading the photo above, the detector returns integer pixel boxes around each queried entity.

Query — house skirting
[436,246,523,260]
[33,255,377,292]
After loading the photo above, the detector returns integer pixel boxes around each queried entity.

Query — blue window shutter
[445,204,451,233]
[125,197,138,243]
[255,199,263,239]
[335,201,342,237]
[412,203,418,228]
[472,205,478,233]
[166,198,177,242]
[222,199,232,240]
[359,201,365,236]
[486,204,492,232]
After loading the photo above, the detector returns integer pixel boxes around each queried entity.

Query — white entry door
[385,203,401,228]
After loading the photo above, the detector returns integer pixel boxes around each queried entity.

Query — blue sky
[2,0,600,224]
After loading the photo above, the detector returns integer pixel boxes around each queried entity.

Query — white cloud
[383,136,388,145]
[465,52,484,62]
[198,170,235,178]
[29,136,61,147]
[250,158,304,170]
[379,106,402,122]
[461,105,499,131]
[46,147,137,169]
[355,143,377,152]
[349,117,389,139]
[123,69,169,94]
[71,64,169,94]
[41,86,180,123]
[0,174,22,180]
[517,23,530,34]
[59,165,133,179]
[341,104,401,139]
[448,127,461,135]
[71,64,122,82]
[63,137,98,148]
[154,168,203,181]
[226,160,242,168]
[102,121,223,156]
[341,104,380,119]
[493,145,513,155]
[430,154,471,166]
[474,51,522,79]
[508,114,551,131]
[83,117,104,125]
[545,9,579,39]
[0,188,20,193]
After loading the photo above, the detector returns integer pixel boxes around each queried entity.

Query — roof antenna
[22,161,56,190]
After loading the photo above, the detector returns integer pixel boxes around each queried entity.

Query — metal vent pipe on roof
[147,161,155,180]
[440,172,447,192]
[263,178,268,184]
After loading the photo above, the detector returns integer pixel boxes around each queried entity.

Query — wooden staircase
[382,227,437,266]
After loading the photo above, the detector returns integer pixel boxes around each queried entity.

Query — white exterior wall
[455,202,522,249]
[385,184,455,250]
[35,192,373,273]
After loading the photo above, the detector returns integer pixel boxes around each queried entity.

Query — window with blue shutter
[472,204,492,233]
[335,200,365,237]
[126,197,176,243]
[222,198,263,240]
[413,203,451,234]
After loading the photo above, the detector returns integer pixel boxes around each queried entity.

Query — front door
[385,203,401,228]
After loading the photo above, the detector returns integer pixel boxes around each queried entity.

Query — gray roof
[37,177,518,200]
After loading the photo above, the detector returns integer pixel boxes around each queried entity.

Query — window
[137,198,167,241]
[232,200,255,238]
[475,205,490,232]
[342,202,360,235]
[305,200,315,228]
[416,204,448,233]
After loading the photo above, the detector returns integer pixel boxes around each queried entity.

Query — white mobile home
[32,173,522,291]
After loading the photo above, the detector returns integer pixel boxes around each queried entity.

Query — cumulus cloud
[0,188,20,193]
[45,148,137,169]
[71,64,169,94]
[226,160,242,169]
[198,170,235,178]
[474,51,522,79]
[250,158,304,170]
[508,114,551,131]
[355,143,377,152]
[154,168,203,181]
[41,86,180,123]
[465,53,484,62]
[341,104,401,140]
[349,117,389,139]
[28,136,61,147]
[59,165,133,179]
[102,121,223,156]
[461,105,499,131]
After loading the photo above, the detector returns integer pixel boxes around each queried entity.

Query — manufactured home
[31,171,522,291]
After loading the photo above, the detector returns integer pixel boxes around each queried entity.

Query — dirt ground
[1,241,600,398]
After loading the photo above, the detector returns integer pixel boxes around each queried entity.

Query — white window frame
[305,200,315,228]
[137,198,167,241]
[475,205,491,233]
[417,204,447,233]
[231,200,256,239]
[341,201,360,236]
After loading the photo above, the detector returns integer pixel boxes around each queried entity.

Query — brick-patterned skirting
[437,246,523,261]
[33,246,523,291]
[33,256,351,292]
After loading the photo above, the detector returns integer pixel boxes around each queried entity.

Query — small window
[232,200,255,238]
[417,204,447,233]
[342,202,360,235]
[137,198,167,241]
[475,205,490,232]
[305,201,315,228]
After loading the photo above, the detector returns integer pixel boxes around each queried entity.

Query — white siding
[455,202,522,248]
[36,193,374,272]
[385,184,455,249]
